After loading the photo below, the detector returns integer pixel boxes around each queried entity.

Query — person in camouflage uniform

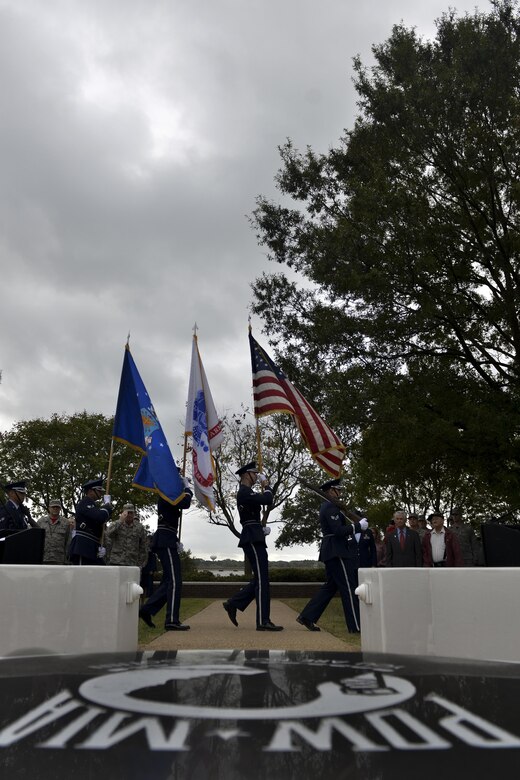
[106,503,148,568]
[37,499,73,564]
[448,507,481,566]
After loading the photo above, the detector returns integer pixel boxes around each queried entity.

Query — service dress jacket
[237,483,273,548]
[0,500,31,531]
[153,490,193,550]
[68,496,113,561]
[318,501,361,563]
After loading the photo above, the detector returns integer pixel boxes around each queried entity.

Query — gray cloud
[0,0,485,556]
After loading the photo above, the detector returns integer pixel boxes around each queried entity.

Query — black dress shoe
[139,609,156,629]
[223,601,238,627]
[296,615,320,632]
[257,621,284,631]
[165,623,190,631]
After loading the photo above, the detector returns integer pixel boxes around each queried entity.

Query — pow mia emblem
[79,665,414,720]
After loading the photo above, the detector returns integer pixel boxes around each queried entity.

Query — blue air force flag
[185,335,224,510]
[113,346,186,506]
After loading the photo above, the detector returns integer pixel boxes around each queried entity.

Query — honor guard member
[37,499,73,564]
[68,479,113,565]
[222,461,283,631]
[139,479,192,631]
[296,478,368,633]
[0,480,37,530]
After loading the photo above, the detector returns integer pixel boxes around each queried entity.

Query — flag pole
[249,319,264,472]
[249,320,269,529]
[107,332,131,496]
[178,324,197,541]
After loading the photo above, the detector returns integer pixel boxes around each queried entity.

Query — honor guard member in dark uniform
[68,478,113,565]
[0,480,37,530]
[222,461,283,631]
[139,479,192,631]
[296,478,368,633]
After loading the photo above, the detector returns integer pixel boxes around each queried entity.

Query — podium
[0,527,45,565]
[481,522,520,566]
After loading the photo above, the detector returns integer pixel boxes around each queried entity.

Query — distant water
[203,568,243,578]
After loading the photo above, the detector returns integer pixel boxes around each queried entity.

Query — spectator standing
[106,503,147,568]
[386,509,423,567]
[417,514,428,542]
[422,512,464,567]
[357,525,378,568]
[37,499,73,564]
[448,507,481,566]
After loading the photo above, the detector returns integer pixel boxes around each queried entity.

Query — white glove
[97,546,106,559]
[177,542,184,553]
[263,526,271,536]
[359,518,369,531]
[103,494,111,505]
[182,476,191,488]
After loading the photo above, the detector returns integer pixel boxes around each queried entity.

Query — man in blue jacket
[222,461,283,631]
[296,478,368,634]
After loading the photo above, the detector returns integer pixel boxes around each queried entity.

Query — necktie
[400,529,406,550]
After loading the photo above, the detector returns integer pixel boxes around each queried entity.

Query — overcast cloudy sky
[0,0,485,559]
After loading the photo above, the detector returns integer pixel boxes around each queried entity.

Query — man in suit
[296,478,368,634]
[222,461,283,631]
[386,509,423,566]
[68,478,113,565]
[0,480,37,530]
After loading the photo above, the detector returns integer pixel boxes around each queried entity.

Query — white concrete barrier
[0,565,142,657]
[356,567,520,663]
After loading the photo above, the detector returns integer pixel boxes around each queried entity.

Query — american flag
[249,333,346,478]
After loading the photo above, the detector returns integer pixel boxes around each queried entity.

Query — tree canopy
[251,0,520,518]
[0,411,153,517]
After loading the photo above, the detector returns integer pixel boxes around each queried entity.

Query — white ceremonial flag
[185,333,224,510]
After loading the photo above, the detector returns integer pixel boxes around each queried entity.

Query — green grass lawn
[280,598,362,650]
[138,597,362,651]
[138,598,213,644]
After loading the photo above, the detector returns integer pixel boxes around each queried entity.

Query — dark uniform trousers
[226,538,270,627]
[300,555,361,633]
[139,492,192,627]
[300,500,363,634]
[140,544,182,626]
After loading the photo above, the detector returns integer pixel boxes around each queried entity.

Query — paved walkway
[144,600,357,652]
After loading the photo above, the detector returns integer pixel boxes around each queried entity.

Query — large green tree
[252,0,520,515]
[0,411,154,516]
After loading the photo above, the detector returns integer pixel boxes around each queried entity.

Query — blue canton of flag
[113,346,186,506]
